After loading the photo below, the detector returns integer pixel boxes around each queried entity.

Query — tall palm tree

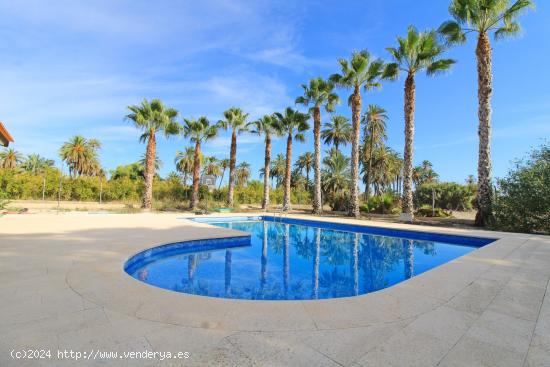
[249,114,281,210]
[174,147,196,186]
[182,117,218,210]
[218,158,230,190]
[0,148,23,169]
[126,99,179,209]
[274,107,310,211]
[217,108,249,206]
[363,105,388,200]
[295,152,314,183]
[295,78,340,215]
[385,26,455,221]
[236,162,251,187]
[321,115,352,152]
[330,50,388,217]
[439,0,534,226]
[59,136,101,177]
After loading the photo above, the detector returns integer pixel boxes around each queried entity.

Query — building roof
[0,122,14,147]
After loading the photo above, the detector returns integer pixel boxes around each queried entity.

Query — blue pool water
[125,217,494,300]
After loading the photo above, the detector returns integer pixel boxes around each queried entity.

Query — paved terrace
[0,212,549,366]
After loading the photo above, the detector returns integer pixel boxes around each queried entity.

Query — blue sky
[1,0,548,185]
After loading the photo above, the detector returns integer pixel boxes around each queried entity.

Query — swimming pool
[125,217,495,300]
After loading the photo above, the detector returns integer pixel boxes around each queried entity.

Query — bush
[492,144,550,234]
[360,192,401,214]
[414,182,476,211]
[0,190,9,210]
[416,204,451,218]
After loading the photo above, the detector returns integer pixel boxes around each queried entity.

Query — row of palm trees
[3,1,530,224]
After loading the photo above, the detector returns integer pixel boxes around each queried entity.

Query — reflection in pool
[125,219,491,300]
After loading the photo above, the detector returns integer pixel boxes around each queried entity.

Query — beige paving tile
[446,278,503,315]
[438,336,525,367]
[404,305,478,341]
[487,281,546,322]
[355,329,454,367]
[466,310,535,354]
[300,321,408,366]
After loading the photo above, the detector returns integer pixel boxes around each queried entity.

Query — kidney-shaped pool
[124,216,495,301]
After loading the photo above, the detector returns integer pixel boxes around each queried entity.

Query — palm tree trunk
[283,224,290,298]
[348,86,361,217]
[352,233,359,296]
[227,130,237,206]
[403,239,414,279]
[401,73,416,221]
[475,32,493,227]
[188,254,197,283]
[283,134,293,211]
[190,141,201,210]
[142,131,156,209]
[260,221,268,293]
[225,250,232,296]
[312,228,320,299]
[312,106,322,215]
[365,129,375,201]
[262,136,271,210]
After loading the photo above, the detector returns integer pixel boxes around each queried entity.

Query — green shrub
[416,204,451,218]
[414,182,476,211]
[492,144,550,234]
[360,192,401,214]
[0,190,9,210]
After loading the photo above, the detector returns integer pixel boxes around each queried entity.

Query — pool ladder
[272,206,287,222]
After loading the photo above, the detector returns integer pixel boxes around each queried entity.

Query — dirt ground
[4,200,477,229]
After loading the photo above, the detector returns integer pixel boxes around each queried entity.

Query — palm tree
[126,99,179,209]
[321,115,352,152]
[274,107,310,211]
[21,154,54,174]
[439,0,534,226]
[182,117,218,210]
[363,105,388,200]
[249,114,281,210]
[203,156,222,182]
[59,136,101,177]
[295,152,314,183]
[295,78,340,215]
[322,148,351,211]
[330,50,388,218]
[217,108,249,206]
[385,26,455,221]
[174,147,196,186]
[0,148,23,169]
[236,162,251,187]
[271,153,286,188]
[218,158,230,190]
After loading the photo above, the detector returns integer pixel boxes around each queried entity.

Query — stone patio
[0,212,549,366]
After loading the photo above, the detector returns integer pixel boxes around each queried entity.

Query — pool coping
[66,212,536,332]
